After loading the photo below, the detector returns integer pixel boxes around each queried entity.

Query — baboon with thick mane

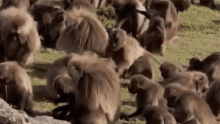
[0,7,41,67]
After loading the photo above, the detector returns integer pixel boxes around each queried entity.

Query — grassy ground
[29,1,220,124]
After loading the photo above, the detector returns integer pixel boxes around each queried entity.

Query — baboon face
[129,76,146,94]
[107,29,126,52]
[54,77,76,96]
[0,64,12,84]
[159,62,177,79]
[51,6,67,24]
[188,57,202,71]
[194,74,209,96]
[164,85,180,107]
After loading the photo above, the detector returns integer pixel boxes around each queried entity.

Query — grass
[30,1,220,124]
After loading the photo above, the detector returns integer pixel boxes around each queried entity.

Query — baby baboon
[127,75,164,119]
[1,0,30,11]
[162,71,209,96]
[164,83,217,124]
[123,55,154,79]
[113,0,150,38]
[53,54,121,123]
[0,61,43,117]
[138,16,166,56]
[30,3,67,48]
[0,7,41,67]
[144,105,177,124]
[106,28,161,75]
[170,0,191,12]
[56,9,109,57]
[204,79,220,117]
[159,61,183,79]
[188,52,220,82]
[140,0,179,43]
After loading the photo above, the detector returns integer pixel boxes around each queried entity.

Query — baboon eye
[64,88,69,93]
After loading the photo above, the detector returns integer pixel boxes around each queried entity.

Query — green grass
[30,2,220,124]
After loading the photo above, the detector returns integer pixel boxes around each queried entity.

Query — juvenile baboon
[56,9,109,57]
[53,54,121,123]
[159,61,184,79]
[105,28,161,75]
[0,61,44,117]
[200,0,216,10]
[127,75,164,119]
[162,71,209,96]
[204,79,220,117]
[0,7,41,67]
[123,55,154,79]
[138,16,166,56]
[188,52,220,82]
[164,83,217,124]
[144,105,177,124]
[113,0,150,38]
[139,0,179,43]
[63,0,95,12]
[30,3,67,48]
[170,0,191,12]
[0,0,30,11]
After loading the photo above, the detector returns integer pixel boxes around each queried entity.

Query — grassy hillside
[30,2,220,124]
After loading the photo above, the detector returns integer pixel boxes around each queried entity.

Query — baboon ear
[116,29,126,43]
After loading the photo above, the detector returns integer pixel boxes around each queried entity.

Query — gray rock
[0,98,70,124]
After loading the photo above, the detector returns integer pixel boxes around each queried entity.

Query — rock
[0,98,70,124]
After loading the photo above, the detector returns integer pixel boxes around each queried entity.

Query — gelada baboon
[200,0,216,10]
[105,28,161,75]
[63,0,95,12]
[164,83,217,124]
[188,51,220,82]
[0,61,45,117]
[56,8,109,57]
[170,0,191,12]
[123,55,154,79]
[30,3,67,48]
[0,0,30,11]
[144,105,177,124]
[113,0,150,38]
[138,16,166,56]
[162,71,209,96]
[53,53,121,123]
[139,0,179,43]
[159,61,184,79]
[89,0,114,9]
[204,79,220,117]
[127,75,164,119]
[0,7,41,67]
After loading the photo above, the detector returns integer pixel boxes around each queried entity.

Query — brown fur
[113,0,150,38]
[127,75,164,119]
[188,51,220,83]
[164,83,217,124]
[106,28,161,75]
[138,16,166,56]
[1,0,30,11]
[89,0,114,9]
[0,7,41,67]
[30,3,67,48]
[56,9,109,57]
[170,0,191,12]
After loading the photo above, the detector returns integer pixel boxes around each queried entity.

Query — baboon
[0,61,44,117]
[63,0,95,12]
[53,54,121,123]
[0,0,30,11]
[204,79,220,117]
[170,0,191,12]
[113,0,150,38]
[127,75,164,119]
[164,83,217,124]
[123,55,154,79]
[89,0,114,9]
[188,52,220,82]
[138,16,166,56]
[56,9,109,57]
[139,0,179,43]
[105,28,161,75]
[0,7,41,67]
[162,71,209,96]
[200,0,216,10]
[30,3,67,48]
[144,105,177,124]
[159,61,184,79]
